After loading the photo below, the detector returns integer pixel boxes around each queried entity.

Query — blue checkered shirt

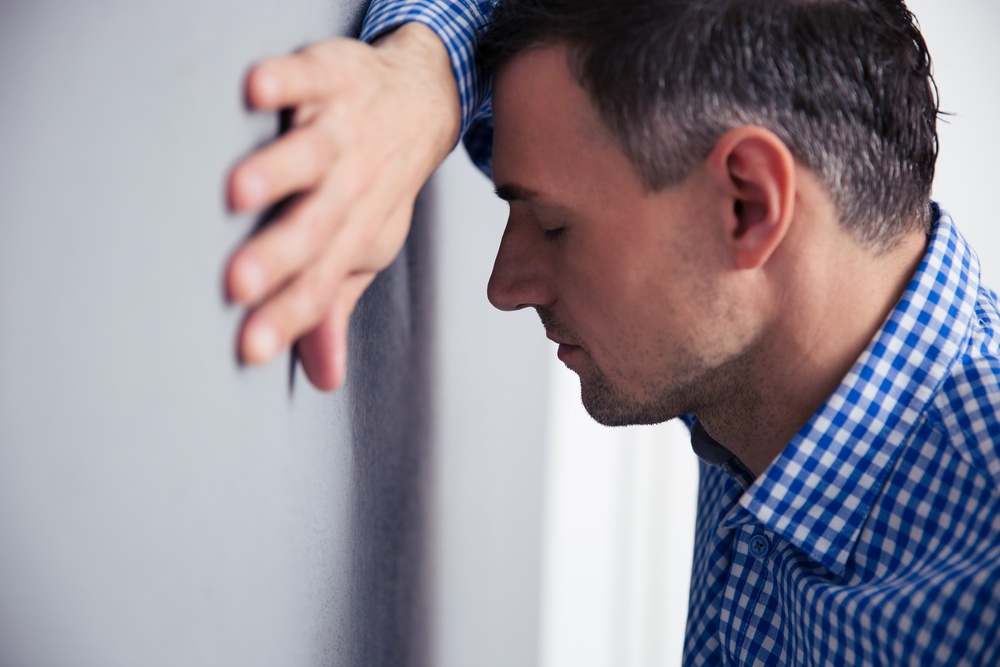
[361,3,1000,664]
[684,205,1000,665]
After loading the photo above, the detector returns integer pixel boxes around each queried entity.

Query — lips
[546,331,582,364]
[539,310,583,364]
[546,331,570,345]
[556,342,582,364]
[546,330,579,347]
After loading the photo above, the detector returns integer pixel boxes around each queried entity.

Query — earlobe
[706,127,797,270]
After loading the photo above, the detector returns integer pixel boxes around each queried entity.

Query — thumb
[298,272,375,391]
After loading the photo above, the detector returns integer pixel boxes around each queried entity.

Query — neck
[698,227,929,478]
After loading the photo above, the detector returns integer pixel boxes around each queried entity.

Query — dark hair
[478,0,939,250]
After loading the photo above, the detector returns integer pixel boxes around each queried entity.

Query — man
[477,0,1000,664]
[228,0,1000,662]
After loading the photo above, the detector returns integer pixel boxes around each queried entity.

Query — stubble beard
[537,306,755,428]
[578,339,763,434]
[577,350,705,427]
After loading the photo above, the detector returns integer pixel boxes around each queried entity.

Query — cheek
[560,239,674,323]
[561,275,661,368]
[556,217,703,339]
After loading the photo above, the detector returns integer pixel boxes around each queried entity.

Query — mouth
[546,331,582,363]
[556,343,582,364]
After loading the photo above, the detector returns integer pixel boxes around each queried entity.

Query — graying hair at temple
[478,0,940,252]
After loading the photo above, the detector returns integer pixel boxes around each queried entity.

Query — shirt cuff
[360,0,495,140]
[462,105,494,178]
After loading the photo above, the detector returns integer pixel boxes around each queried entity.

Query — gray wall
[0,2,549,666]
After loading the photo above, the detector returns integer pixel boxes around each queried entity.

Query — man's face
[488,45,750,426]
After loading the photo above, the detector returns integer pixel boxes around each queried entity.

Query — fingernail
[245,322,280,363]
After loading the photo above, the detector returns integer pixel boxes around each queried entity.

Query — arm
[226,0,495,391]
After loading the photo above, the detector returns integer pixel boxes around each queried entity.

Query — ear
[704,127,796,270]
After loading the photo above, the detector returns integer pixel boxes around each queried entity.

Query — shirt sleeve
[360,0,496,177]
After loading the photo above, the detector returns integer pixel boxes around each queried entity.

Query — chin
[579,375,682,428]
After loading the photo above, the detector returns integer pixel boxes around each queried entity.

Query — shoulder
[930,284,1000,493]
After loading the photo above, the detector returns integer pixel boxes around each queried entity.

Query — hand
[226,23,460,390]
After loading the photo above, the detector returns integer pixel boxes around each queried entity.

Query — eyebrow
[494,183,540,202]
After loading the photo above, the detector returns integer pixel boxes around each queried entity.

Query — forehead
[493,44,609,137]
[491,44,643,202]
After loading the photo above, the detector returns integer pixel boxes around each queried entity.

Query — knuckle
[355,220,379,252]
[302,132,332,175]
[296,206,333,253]
[338,169,366,204]
[260,223,309,277]
[294,272,333,325]
[298,43,328,66]
[296,48,333,92]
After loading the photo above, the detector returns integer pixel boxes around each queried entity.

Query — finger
[296,309,340,391]
[298,272,374,391]
[226,189,342,305]
[238,239,354,365]
[227,150,404,307]
[245,39,374,111]
[228,125,332,212]
[245,52,332,111]
[329,177,417,271]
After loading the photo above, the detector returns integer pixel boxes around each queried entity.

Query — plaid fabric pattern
[687,205,1000,666]
[360,0,496,175]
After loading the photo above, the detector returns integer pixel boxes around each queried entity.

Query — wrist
[375,23,462,160]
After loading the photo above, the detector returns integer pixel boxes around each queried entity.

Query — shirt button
[749,534,771,558]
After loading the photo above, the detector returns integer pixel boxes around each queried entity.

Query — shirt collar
[700,206,981,576]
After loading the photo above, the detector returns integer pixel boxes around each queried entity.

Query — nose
[487,218,556,312]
